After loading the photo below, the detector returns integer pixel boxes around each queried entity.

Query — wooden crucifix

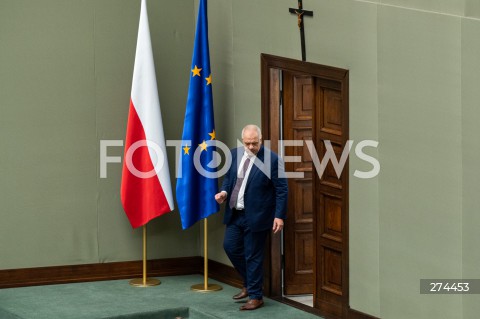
[289,0,313,62]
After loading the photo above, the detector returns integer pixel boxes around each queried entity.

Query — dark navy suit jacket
[221,146,288,232]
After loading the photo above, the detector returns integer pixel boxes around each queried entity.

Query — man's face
[242,129,261,155]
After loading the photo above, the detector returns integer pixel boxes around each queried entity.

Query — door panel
[283,69,349,318]
[320,192,343,243]
[283,72,314,295]
[319,140,346,190]
[319,88,343,137]
[314,82,349,318]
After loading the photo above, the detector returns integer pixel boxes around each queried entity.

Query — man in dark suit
[215,124,288,311]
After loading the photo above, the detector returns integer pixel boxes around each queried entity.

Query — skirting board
[348,308,380,319]
[0,257,244,290]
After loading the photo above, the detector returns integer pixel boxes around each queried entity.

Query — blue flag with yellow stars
[176,0,219,230]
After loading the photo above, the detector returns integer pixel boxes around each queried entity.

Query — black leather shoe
[232,287,248,300]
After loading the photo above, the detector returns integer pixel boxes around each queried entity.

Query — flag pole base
[129,278,161,287]
[190,283,222,292]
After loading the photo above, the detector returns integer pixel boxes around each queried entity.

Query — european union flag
[176,0,219,229]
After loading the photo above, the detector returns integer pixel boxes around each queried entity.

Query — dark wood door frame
[261,53,349,318]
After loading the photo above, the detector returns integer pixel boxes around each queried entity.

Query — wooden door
[313,76,349,318]
[261,54,349,318]
[283,72,314,295]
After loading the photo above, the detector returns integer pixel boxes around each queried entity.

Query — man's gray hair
[241,124,262,139]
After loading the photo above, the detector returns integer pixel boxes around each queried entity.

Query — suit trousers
[223,209,269,300]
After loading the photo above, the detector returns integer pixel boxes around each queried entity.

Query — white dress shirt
[234,152,255,209]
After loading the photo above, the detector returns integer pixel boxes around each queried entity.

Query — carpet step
[100,307,189,319]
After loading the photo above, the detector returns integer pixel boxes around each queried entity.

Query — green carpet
[0,275,322,318]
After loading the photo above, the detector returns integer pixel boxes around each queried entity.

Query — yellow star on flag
[198,140,208,151]
[191,65,202,77]
[183,145,191,155]
[208,130,216,140]
[205,74,212,85]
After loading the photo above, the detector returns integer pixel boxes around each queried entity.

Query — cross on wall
[288,0,314,62]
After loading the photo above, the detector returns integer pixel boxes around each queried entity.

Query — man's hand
[215,191,227,204]
[272,218,284,234]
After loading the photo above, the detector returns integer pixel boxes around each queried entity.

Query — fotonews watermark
[100,139,380,179]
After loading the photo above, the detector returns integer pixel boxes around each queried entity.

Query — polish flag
[121,0,174,228]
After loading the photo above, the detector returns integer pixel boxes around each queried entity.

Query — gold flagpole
[191,218,222,292]
[129,224,161,287]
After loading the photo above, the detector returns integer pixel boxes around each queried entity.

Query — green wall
[1,0,480,318]
[378,6,462,319]
[0,0,200,269]
[461,17,480,319]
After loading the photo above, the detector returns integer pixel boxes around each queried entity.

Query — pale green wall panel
[465,0,480,18]
[231,0,299,136]
[93,0,139,259]
[378,5,462,319]
[305,0,352,69]
[345,2,381,316]
[380,0,464,16]
[461,18,480,319]
[0,0,99,269]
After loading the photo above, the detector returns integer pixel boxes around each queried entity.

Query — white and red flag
[121,0,174,228]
